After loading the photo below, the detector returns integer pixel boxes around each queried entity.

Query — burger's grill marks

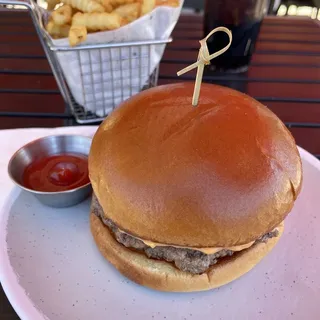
[92,195,279,274]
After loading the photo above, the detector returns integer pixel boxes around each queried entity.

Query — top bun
[89,83,302,247]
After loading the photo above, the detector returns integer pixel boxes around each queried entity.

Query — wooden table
[0,11,320,156]
[1,9,320,319]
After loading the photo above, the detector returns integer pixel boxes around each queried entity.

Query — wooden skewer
[177,27,232,107]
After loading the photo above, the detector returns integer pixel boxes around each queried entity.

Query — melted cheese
[142,239,256,254]
[117,226,280,255]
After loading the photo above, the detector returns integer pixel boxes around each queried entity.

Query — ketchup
[23,154,90,192]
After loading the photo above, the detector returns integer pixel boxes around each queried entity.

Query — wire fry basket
[46,39,171,124]
[1,0,172,124]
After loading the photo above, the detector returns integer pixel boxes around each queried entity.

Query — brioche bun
[89,83,302,247]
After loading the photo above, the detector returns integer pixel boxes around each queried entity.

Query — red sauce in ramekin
[23,154,89,192]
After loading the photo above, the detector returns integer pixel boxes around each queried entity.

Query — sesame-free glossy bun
[89,83,302,247]
[90,212,284,292]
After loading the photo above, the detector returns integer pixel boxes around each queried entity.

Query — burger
[88,83,302,292]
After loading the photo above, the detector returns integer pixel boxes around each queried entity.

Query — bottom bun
[90,212,284,292]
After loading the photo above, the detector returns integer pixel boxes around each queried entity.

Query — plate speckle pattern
[1,130,320,319]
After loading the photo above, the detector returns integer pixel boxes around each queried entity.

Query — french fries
[47,0,60,10]
[72,12,123,31]
[45,0,180,46]
[141,0,155,16]
[114,3,141,23]
[69,25,88,46]
[45,20,70,38]
[63,0,105,13]
[110,0,135,5]
[94,0,113,12]
[156,0,179,7]
[51,5,72,25]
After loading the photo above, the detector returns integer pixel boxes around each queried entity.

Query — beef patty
[92,194,279,274]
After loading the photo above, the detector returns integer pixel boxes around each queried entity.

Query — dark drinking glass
[204,0,270,72]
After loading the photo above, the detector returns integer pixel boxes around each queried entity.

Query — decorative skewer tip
[176,27,232,107]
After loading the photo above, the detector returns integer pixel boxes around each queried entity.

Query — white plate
[1,134,320,319]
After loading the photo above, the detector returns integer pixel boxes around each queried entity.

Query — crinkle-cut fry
[69,25,87,46]
[71,7,80,14]
[51,5,72,25]
[110,0,135,7]
[47,0,60,11]
[72,12,123,31]
[94,0,113,12]
[45,20,70,38]
[140,0,155,16]
[63,0,105,13]
[113,3,141,23]
[156,0,179,7]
